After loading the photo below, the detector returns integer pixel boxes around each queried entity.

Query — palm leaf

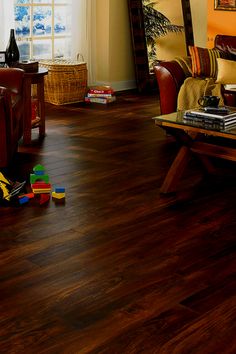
[142,0,184,69]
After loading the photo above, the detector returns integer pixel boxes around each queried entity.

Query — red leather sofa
[154,35,236,115]
[0,68,25,167]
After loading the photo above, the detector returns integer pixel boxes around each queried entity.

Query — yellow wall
[109,0,135,82]
[96,0,208,90]
[191,0,207,47]
[155,0,186,61]
[96,0,110,82]
[207,0,236,48]
[95,0,135,90]
[156,0,208,61]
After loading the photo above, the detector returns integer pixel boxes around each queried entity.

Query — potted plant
[142,0,184,68]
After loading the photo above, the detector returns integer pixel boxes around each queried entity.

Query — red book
[88,85,114,95]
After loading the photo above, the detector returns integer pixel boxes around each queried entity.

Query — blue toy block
[19,196,29,204]
[33,164,45,172]
[55,187,65,193]
[34,170,44,176]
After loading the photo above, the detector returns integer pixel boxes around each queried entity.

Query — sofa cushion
[174,56,192,77]
[189,46,228,78]
[216,58,236,84]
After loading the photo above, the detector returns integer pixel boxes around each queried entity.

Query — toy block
[32,189,51,194]
[34,170,44,176]
[52,191,65,199]
[30,174,49,184]
[24,192,35,199]
[33,164,45,172]
[19,192,34,199]
[55,187,65,193]
[39,193,50,205]
[31,182,51,189]
[19,196,29,204]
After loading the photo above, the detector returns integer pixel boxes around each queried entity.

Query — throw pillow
[188,46,227,78]
[216,58,236,84]
[174,56,192,77]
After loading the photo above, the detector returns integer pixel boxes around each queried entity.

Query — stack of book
[183,107,236,130]
[85,85,116,104]
[224,84,236,92]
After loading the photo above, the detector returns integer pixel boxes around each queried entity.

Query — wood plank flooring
[0,92,236,353]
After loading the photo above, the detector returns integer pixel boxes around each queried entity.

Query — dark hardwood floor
[1,91,236,353]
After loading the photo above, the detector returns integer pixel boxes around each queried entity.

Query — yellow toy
[0,172,11,201]
[0,172,26,202]
[52,191,65,199]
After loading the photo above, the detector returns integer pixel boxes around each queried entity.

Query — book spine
[185,112,236,122]
[87,93,113,97]
[185,112,222,120]
[184,115,236,130]
[85,96,116,104]
[183,116,224,129]
[88,89,114,95]
[224,84,236,91]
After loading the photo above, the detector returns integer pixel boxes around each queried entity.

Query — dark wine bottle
[5,29,20,67]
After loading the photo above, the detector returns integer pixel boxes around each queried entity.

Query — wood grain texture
[0,92,236,353]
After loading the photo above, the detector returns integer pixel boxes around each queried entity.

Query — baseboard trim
[93,80,137,92]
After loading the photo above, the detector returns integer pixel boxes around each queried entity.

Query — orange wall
[207,0,236,48]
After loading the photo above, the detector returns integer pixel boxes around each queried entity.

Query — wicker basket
[39,58,87,105]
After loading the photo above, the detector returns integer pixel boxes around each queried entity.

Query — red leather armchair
[154,35,236,115]
[0,68,25,167]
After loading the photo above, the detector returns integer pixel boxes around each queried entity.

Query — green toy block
[30,173,49,184]
[33,164,45,172]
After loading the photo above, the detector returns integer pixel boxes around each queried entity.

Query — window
[14,0,72,60]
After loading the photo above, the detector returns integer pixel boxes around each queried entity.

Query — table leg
[160,146,191,194]
[37,77,46,138]
[23,76,32,145]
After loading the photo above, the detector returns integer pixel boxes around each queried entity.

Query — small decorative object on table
[15,60,39,73]
[0,51,6,67]
[198,95,220,108]
[5,29,19,67]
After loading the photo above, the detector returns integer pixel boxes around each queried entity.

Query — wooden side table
[23,68,48,144]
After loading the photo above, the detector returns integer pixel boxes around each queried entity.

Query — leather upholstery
[154,35,236,115]
[0,68,25,167]
[215,34,236,56]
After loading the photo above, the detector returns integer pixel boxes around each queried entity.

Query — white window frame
[14,0,72,60]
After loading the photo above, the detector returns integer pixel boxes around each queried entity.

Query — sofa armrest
[0,70,25,167]
[0,87,13,167]
[0,68,24,95]
[154,61,186,115]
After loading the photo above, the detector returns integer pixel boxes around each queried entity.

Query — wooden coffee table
[154,110,236,194]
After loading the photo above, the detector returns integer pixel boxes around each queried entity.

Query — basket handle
[77,53,84,62]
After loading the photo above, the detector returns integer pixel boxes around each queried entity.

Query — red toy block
[19,192,34,199]
[31,182,51,189]
[39,193,50,205]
